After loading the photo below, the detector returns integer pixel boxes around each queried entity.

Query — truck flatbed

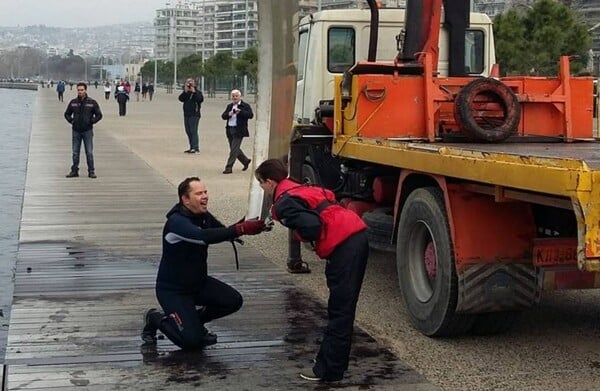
[334,136,600,268]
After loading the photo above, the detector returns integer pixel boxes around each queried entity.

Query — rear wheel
[363,207,395,252]
[302,163,318,185]
[396,187,473,336]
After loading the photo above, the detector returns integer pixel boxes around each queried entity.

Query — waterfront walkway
[2,87,438,390]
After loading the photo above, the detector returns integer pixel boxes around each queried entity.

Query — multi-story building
[154,0,257,62]
[474,0,535,17]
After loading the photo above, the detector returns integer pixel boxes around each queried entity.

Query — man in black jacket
[64,82,103,178]
[178,78,204,154]
[141,177,267,350]
[221,89,253,174]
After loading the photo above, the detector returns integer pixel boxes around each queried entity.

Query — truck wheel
[397,187,474,336]
[454,78,520,142]
[470,311,520,335]
[302,163,318,185]
[363,207,395,252]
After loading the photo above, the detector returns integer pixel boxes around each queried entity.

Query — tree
[178,53,204,81]
[204,52,234,92]
[494,0,591,76]
[140,59,174,84]
[233,46,258,81]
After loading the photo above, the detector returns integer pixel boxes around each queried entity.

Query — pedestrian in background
[114,85,129,116]
[178,78,204,154]
[221,89,253,174]
[56,80,65,102]
[148,82,155,101]
[134,81,141,101]
[141,177,267,350]
[63,82,103,179]
[103,81,111,100]
[255,158,369,382]
[142,82,148,101]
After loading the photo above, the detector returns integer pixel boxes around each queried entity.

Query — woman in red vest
[255,158,369,382]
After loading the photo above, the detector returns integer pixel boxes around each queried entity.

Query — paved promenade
[1,87,438,390]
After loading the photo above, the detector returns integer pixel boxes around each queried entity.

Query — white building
[154,0,257,62]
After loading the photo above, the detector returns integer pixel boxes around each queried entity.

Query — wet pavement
[2,89,440,390]
[0,89,35,366]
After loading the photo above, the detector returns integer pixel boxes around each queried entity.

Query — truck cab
[295,8,496,124]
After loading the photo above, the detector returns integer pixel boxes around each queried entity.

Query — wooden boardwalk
[2,90,438,390]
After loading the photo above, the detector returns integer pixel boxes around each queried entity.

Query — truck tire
[454,78,520,142]
[302,163,318,185]
[470,311,520,335]
[363,207,395,253]
[397,187,474,336]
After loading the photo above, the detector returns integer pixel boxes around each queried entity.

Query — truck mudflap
[456,263,539,313]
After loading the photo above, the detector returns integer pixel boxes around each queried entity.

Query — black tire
[454,78,520,142]
[396,187,474,337]
[470,311,520,336]
[302,163,318,185]
[363,208,395,253]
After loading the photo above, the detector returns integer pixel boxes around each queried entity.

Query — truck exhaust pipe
[365,0,380,62]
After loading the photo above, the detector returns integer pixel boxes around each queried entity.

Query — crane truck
[253,0,598,337]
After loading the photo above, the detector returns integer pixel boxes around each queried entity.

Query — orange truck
[254,0,598,337]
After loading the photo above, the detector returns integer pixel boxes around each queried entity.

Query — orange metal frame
[347,55,593,142]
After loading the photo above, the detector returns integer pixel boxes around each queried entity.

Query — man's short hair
[231,89,241,97]
[178,177,201,202]
[76,82,87,90]
[255,159,288,183]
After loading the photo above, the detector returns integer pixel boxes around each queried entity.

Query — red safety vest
[271,178,367,258]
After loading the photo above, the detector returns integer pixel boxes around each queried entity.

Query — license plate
[532,238,578,267]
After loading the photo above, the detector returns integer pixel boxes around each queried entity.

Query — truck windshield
[328,27,355,73]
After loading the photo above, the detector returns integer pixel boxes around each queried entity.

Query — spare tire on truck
[363,207,395,253]
[454,77,520,142]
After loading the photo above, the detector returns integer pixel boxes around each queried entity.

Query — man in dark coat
[63,82,103,178]
[141,177,267,350]
[178,78,204,154]
[221,89,253,174]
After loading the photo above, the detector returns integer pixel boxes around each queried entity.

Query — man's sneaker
[141,308,160,344]
[65,171,79,178]
[299,371,322,382]
[199,326,218,347]
[184,149,198,154]
[222,169,232,174]
[88,172,97,179]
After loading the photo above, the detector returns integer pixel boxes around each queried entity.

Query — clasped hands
[234,216,274,236]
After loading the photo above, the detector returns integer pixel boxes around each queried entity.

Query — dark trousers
[104,91,110,100]
[313,231,369,381]
[184,116,200,150]
[225,127,250,169]
[153,276,243,350]
[118,101,127,116]
[71,129,94,173]
[57,92,63,102]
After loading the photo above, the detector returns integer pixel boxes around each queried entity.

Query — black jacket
[64,95,103,132]
[178,90,204,117]
[156,204,239,292]
[221,100,254,138]
[115,90,129,104]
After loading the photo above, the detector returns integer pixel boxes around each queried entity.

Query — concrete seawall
[0,82,38,91]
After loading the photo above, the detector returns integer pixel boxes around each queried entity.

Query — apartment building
[154,0,257,62]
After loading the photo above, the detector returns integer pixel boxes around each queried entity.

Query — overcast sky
[0,0,171,28]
